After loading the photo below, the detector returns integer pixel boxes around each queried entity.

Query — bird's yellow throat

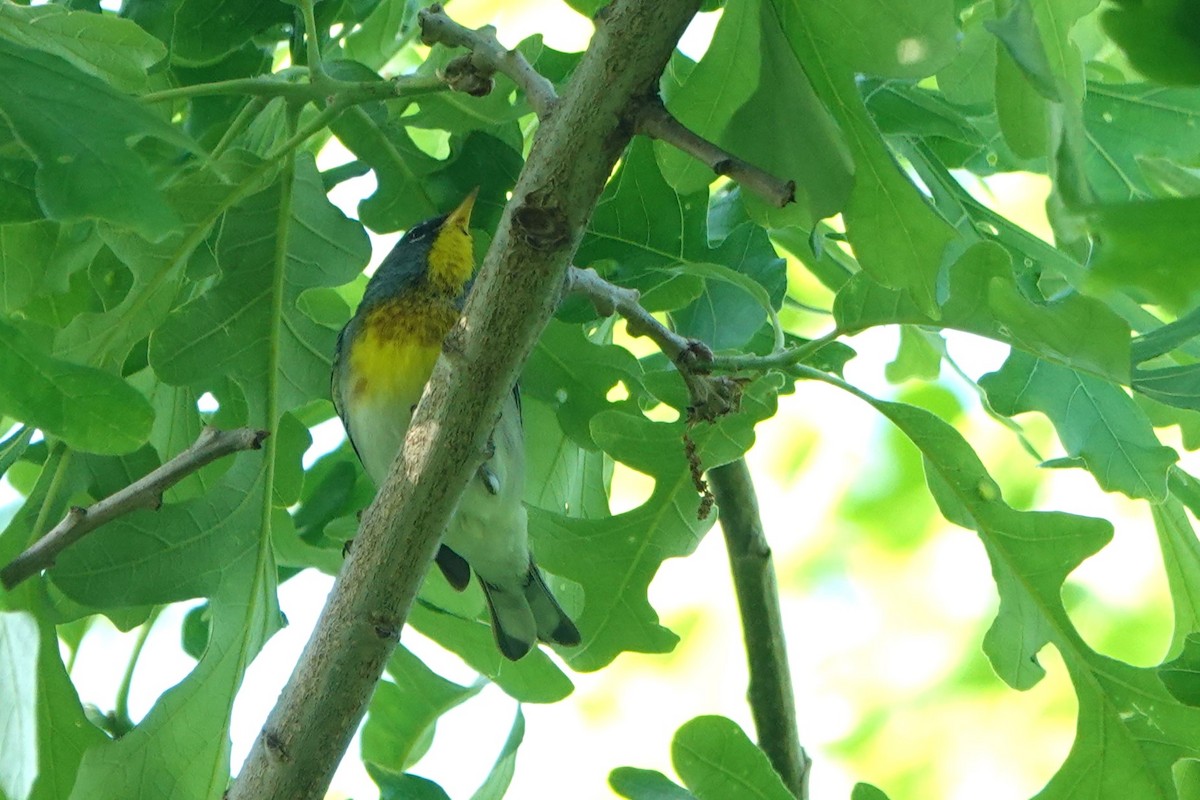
[346,192,478,404]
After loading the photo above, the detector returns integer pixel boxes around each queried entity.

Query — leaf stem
[297,0,326,81]
[141,76,312,104]
[114,606,163,730]
[29,444,72,546]
[210,97,270,161]
[141,74,446,110]
[708,329,842,373]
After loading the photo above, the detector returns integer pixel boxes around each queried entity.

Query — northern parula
[331,191,581,661]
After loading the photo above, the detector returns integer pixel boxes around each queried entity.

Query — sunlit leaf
[981,351,1176,501]
[0,611,38,800]
[671,716,792,800]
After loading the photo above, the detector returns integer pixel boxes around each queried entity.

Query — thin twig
[564,267,841,419]
[709,459,811,798]
[708,330,841,373]
[565,266,695,361]
[633,96,796,208]
[0,427,268,589]
[564,266,742,422]
[418,3,558,118]
[297,0,326,80]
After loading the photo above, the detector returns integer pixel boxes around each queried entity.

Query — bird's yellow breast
[346,294,459,406]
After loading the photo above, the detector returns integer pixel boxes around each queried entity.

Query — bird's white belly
[348,390,530,585]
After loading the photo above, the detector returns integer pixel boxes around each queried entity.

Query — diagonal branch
[228,2,704,798]
[0,426,269,590]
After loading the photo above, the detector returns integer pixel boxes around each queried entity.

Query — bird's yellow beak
[444,188,478,232]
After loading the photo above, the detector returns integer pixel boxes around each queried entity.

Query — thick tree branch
[633,96,796,208]
[419,3,558,118]
[227,3,703,798]
[0,427,268,590]
[709,459,811,799]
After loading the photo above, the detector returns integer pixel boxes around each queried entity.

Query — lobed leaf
[981,351,1177,501]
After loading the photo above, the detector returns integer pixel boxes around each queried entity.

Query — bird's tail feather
[480,579,537,661]
[526,565,581,647]
[480,563,580,661]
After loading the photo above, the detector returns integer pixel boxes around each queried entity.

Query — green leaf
[531,376,782,670]
[767,0,959,317]
[173,44,273,150]
[1159,634,1200,707]
[0,39,194,240]
[1134,364,1200,413]
[995,40,1049,160]
[1102,0,1200,86]
[408,600,573,704]
[670,716,793,800]
[851,785,893,800]
[343,0,423,71]
[885,326,944,383]
[835,241,1131,385]
[362,646,483,773]
[55,151,280,370]
[935,3,998,107]
[655,0,852,223]
[0,157,40,224]
[986,0,1061,101]
[610,767,696,800]
[0,318,153,455]
[469,707,524,800]
[404,43,527,150]
[578,140,786,350]
[368,768,452,800]
[149,153,369,421]
[797,0,955,80]
[0,4,167,92]
[0,611,39,800]
[0,220,103,316]
[1132,307,1200,365]
[522,397,611,519]
[0,448,109,799]
[812,375,1200,796]
[1091,197,1200,310]
[1152,492,1200,655]
[524,320,646,451]
[67,543,279,800]
[0,426,33,479]
[1083,83,1200,202]
[51,449,268,606]
[122,0,290,67]
[981,351,1176,501]
[864,80,983,145]
[333,113,521,233]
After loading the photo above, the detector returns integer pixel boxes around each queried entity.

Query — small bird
[331,191,581,661]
